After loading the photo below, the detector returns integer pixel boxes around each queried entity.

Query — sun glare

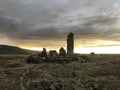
[74,46,120,54]
[20,40,120,54]
[22,46,120,54]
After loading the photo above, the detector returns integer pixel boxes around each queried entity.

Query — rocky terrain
[0,54,120,90]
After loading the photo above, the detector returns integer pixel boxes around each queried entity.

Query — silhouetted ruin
[59,47,66,56]
[39,48,47,57]
[49,50,58,57]
[67,33,74,55]
[27,33,90,64]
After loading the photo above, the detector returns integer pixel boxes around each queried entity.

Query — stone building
[67,33,74,55]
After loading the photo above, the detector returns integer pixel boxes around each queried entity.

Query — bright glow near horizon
[74,46,120,54]
[22,46,120,54]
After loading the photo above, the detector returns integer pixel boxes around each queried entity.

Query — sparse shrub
[4,63,23,68]
[90,52,95,56]
[80,55,90,62]
[1,55,120,90]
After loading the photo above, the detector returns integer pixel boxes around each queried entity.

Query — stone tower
[67,33,74,55]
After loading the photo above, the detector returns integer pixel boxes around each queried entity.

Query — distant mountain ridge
[0,45,39,54]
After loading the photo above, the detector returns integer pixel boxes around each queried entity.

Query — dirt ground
[0,54,120,90]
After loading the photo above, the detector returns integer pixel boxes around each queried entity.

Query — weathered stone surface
[49,50,58,57]
[59,47,66,56]
[40,48,47,57]
[67,33,74,56]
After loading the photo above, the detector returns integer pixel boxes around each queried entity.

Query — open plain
[0,54,120,90]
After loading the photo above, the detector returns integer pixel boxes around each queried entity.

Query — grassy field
[0,54,120,90]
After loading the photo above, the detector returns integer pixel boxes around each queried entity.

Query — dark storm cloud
[0,0,120,44]
[0,16,61,40]
[12,27,64,40]
[57,15,120,40]
[0,15,120,41]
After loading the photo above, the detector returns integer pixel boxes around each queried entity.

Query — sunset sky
[0,0,120,54]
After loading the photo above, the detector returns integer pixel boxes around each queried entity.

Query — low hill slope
[0,45,39,54]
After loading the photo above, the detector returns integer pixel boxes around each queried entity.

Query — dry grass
[0,54,120,90]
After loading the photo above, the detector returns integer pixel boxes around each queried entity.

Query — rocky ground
[0,54,120,90]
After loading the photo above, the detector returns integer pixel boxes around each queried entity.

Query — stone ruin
[27,33,90,63]
[59,47,66,56]
[39,48,47,57]
[67,33,74,55]
[49,50,58,57]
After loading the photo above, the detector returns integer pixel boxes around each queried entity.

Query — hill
[0,45,39,54]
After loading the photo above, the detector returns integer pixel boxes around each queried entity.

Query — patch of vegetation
[0,54,120,90]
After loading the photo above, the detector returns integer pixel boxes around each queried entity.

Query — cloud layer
[0,0,120,48]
